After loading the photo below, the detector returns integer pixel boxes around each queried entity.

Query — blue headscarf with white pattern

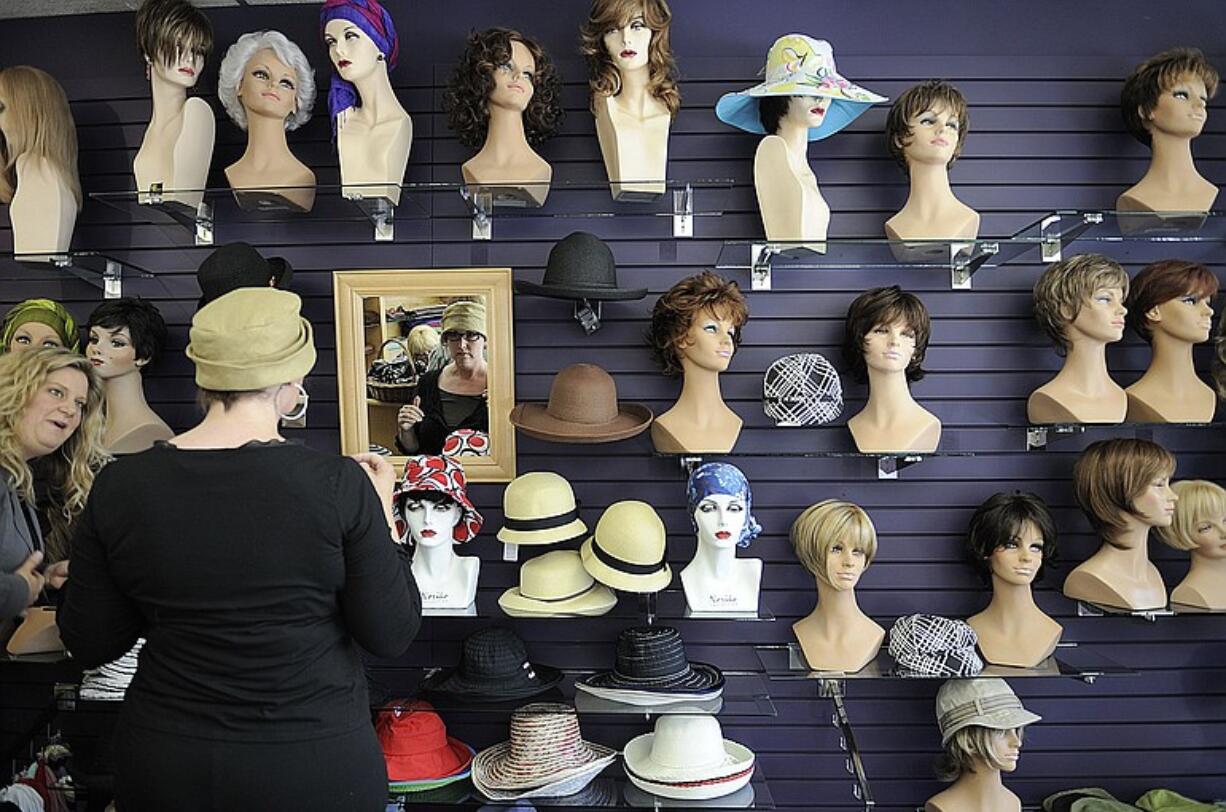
[686,462,762,548]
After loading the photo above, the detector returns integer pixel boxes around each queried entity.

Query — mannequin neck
[1097,519,1154,577]
[813,577,867,622]
[1141,331,1199,385]
[351,66,401,122]
[863,366,919,415]
[149,71,189,119]
[950,761,1005,796]
[776,118,810,158]
[903,161,957,215]
[690,539,736,579]
[614,65,653,114]
[1144,130,1205,188]
[1054,338,1113,390]
[412,539,458,580]
[675,363,728,416]
[1186,549,1226,582]
[238,114,294,170]
[102,368,151,418]
[982,575,1042,622]
[481,105,534,164]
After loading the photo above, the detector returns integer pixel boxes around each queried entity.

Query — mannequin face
[1131,472,1178,528]
[404,497,462,547]
[323,19,383,84]
[824,539,868,592]
[862,320,916,376]
[680,308,737,373]
[8,323,64,353]
[237,48,298,124]
[783,95,828,130]
[15,367,88,460]
[1189,508,1226,560]
[1068,285,1126,344]
[1146,73,1209,139]
[902,104,960,167]
[988,519,1045,587]
[150,45,204,89]
[490,39,536,114]
[989,729,1023,773]
[603,14,652,74]
[87,325,143,380]
[0,93,10,142]
[694,493,747,549]
[1149,292,1214,344]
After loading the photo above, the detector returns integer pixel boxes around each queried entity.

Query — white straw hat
[622,715,755,801]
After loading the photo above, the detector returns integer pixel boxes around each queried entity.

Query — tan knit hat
[187,288,316,390]
[441,301,486,336]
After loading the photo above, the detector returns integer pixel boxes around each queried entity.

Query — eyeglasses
[442,330,484,344]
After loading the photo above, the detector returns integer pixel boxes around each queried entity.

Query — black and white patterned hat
[762,353,843,427]
[887,614,984,678]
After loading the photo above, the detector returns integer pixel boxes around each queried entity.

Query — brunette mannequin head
[85,298,168,381]
[885,80,968,173]
[1124,259,1218,345]
[757,95,829,137]
[1073,438,1177,546]
[0,66,81,211]
[218,31,315,133]
[1032,254,1129,357]
[580,0,679,114]
[649,271,748,378]
[136,0,213,87]
[966,492,1058,587]
[1121,47,1218,147]
[790,499,878,592]
[842,286,931,383]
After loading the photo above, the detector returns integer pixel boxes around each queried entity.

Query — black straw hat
[515,232,647,302]
[196,242,294,308]
[420,627,563,702]
[577,626,723,698]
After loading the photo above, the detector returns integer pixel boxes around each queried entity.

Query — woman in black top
[396,300,489,454]
[59,288,421,812]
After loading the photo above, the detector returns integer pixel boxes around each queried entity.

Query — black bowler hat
[516,232,647,302]
[420,627,563,702]
[196,242,294,308]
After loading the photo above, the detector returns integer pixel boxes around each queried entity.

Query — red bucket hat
[376,700,474,783]
[392,455,483,543]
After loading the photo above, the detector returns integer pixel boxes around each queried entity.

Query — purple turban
[319,0,400,133]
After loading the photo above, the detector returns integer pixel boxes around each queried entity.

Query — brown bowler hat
[510,363,652,444]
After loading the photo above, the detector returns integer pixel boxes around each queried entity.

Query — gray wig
[218,30,315,131]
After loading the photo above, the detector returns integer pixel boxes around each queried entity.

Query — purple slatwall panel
[3,1,1226,807]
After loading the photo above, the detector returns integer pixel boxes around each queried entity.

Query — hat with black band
[580,501,672,594]
[499,550,616,618]
[497,472,588,546]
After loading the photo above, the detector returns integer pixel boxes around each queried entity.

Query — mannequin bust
[393,455,484,610]
[884,80,978,241]
[581,0,679,201]
[0,66,81,259]
[219,31,316,213]
[1028,254,1129,424]
[648,271,747,453]
[446,28,563,207]
[1118,48,1219,213]
[1,299,80,356]
[965,492,1063,668]
[681,463,763,613]
[1064,438,1175,611]
[1158,480,1226,612]
[790,499,883,672]
[320,0,412,205]
[86,298,173,454]
[842,286,940,453]
[133,0,214,211]
[1124,260,1218,422]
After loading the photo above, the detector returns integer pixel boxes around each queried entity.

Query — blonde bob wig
[1157,480,1226,552]
[790,499,878,587]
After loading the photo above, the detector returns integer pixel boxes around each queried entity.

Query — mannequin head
[1032,254,1129,356]
[2,299,79,355]
[886,80,968,173]
[842,286,930,384]
[1125,259,1218,345]
[319,0,399,129]
[445,28,563,149]
[219,31,315,132]
[686,462,762,549]
[580,0,680,115]
[791,499,878,592]
[85,298,168,382]
[758,95,828,136]
[649,271,748,377]
[1121,47,1218,147]
[405,324,440,374]
[966,492,1058,587]
[0,66,82,211]
[1157,480,1226,558]
[136,0,213,89]
[934,677,1038,781]
[392,454,483,545]
[937,726,1025,780]
[1074,438,1177,546]
[403,491,462,548]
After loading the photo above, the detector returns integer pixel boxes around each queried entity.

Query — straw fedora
[715,34,887,142]
[936,678,1041,745]
[515,232,647,302]
[623,715,755,800]
[496,472,588,546]
[580,501,672,593]
[499,550,617,618]
[471,702,616,800]
[510,364,652,444]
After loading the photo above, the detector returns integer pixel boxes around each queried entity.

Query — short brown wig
[936,726,1022,781]
[1073,438,1176,543]
[1032,254,1129,356]
[1125,259,1219,343]
[1121,48,1219,146]
[648,271,748,377]
[580,0,680,116]
[444,28,563,149]
[136,0,213,67]
[842,286,931,383]
[966,491,1058,585]
[885,80,969,173]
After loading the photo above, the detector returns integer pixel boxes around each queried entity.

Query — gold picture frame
[333,268,516,482]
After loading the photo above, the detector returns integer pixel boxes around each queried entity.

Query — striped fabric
[471,703,615,792]
[79,639,144,702]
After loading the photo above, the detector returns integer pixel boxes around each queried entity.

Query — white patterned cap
[763,353,844,426]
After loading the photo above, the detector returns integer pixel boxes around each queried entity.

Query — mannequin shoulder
[754,135,790,161]
[182,97,214,123]
[1026,388,1080,424]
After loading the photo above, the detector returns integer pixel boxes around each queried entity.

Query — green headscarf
[1,299,80,354]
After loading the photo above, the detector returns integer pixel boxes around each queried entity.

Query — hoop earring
[277,382,309,421]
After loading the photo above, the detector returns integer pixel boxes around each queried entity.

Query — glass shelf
[418,589,774,622]
[655,451,974,481]
[1025,421,1222,450]
[1076,601,1178,622]
[0,251,153,297]
[1019,209,1226,244]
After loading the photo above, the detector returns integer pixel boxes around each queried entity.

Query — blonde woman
[0,347,107,618]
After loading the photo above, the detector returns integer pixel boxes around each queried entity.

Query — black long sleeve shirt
[58,441,421,742]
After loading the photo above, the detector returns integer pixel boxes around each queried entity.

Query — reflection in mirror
[335,269,516,482]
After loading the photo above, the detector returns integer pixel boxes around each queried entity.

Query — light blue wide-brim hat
[715,33,887,142]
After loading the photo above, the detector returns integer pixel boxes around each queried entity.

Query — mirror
[334,268,516,482]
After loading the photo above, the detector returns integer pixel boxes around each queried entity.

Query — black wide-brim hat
[419,627,564,702]
[515,232,647,302]
[577,625,724,696]
[196,241,294,308]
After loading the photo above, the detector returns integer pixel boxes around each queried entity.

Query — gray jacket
[0,477,41,619]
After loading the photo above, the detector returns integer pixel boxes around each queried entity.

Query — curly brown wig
[1121,47,1219,146]
[580,0,680,116]
[649,271,748,377]
[842,286,931,383]
[444,27,564,149]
